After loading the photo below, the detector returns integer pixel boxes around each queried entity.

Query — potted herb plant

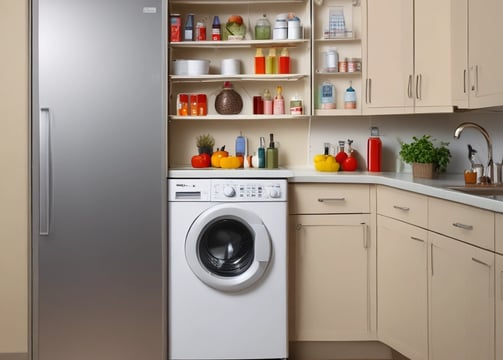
[196,134,215,155]
[399,135,451,178]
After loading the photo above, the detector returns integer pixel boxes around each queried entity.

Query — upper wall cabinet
[168,0,311,120]
[363,0,452,115]
[451,0,503,109]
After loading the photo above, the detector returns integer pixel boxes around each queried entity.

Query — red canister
[170,14,182,42]
[367,127,382,172]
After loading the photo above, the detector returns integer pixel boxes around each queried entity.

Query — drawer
[289,183,370,214]
[376,185,428,228]
[428,197,494,251]
[496,213,503,255]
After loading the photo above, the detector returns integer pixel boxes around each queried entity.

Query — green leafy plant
[195,134,215,148]
[399,135,452,173]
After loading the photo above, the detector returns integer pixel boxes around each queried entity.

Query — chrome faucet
[454,122,494,183]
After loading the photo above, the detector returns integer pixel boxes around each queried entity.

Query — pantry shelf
[170,74,309,83]
[169,114,310,121]
[169,39,309,49]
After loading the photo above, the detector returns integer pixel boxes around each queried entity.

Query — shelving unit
[312,0,363,116]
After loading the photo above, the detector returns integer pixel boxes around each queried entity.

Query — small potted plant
[196,134,215,155]
[399,135,451,178]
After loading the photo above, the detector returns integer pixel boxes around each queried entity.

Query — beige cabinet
[451,0,503,109]
[497,254,503,360]
[377,215,428,360]
[429,231,494,360]
[0,0,29,355]
[289,183,375,341]
[291,214,372,341]
[363,0,452,114]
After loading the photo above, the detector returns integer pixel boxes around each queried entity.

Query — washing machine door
[185,204,272,292]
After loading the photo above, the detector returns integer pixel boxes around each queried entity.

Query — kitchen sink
[446,184,503,198]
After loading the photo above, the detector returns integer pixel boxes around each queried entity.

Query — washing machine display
[168,178,288,360]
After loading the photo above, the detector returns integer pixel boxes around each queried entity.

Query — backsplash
[168,109,503,174]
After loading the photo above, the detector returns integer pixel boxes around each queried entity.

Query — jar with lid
[255,14,271,40]
[348,57,361,73]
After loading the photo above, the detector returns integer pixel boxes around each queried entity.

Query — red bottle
[367,126,382,172]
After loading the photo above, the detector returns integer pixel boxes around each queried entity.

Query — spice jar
[338,58,348,72]
[348,57,361,73]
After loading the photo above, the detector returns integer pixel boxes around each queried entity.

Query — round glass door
[185,205,271,292]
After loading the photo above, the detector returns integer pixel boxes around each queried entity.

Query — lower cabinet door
[377,215,428,360]
[497,254,503,360]
[429,232,494,360]
[291,214,374,341]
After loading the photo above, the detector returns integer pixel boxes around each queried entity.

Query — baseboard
[0,353,29,360]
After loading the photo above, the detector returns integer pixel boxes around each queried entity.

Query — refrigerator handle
[39,108,52,236]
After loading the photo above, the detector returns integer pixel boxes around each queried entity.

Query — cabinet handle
[393,205,410,211]
[418,74,422,100]
[318,197,345,202]
[410,236,425,243]
[39,108,52,236]
[430,243,434,276]
[407,75,413,98]
[471,257,491,268]
[415,75,420,99]
[362,223,369,249]
[368,78,372,104]
[463,69,467,94]
[475,65,479,95]
[452,222,473,231]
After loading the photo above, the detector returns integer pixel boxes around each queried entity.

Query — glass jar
[255,14,271,40]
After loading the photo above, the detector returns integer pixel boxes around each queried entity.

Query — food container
[172,59,210,76]
[220,58,241,75]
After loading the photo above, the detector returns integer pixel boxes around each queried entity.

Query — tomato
[211,146,229,168]
[342,155,358,171]
[191,153,211,168]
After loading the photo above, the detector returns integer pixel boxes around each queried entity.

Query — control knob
[268,187,281,198]
[223,185,236,197]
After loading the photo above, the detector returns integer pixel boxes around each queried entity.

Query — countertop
[168,167,503,213]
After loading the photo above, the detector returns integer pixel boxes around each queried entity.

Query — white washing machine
[168,178,288,360]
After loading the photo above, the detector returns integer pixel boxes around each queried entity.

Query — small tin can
[196,22,206,41]
[170,14,182,42]
[338,58,348,72]
[348,57,361,72]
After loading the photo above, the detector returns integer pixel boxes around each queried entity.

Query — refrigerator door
[32,1,166,359]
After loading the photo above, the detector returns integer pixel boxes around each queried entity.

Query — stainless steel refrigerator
[31,1,167,359]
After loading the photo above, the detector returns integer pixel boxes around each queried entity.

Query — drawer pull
[410,236,425,243]
[471,257,490,268]
[318,197,345,202]
[452,222,473,231]
[393,205,410,211]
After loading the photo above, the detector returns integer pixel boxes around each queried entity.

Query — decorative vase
[215,81,243,115]
[412,162,436,179]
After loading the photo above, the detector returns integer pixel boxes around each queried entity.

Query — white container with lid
[273,14,288,40]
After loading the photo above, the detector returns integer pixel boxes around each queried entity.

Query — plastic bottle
[344,81,357,109]
[177,94,189,116]
[279,48,290,74]
[273,86,285,115]
[367,126,382,172]
[266,48,277,74]
[263,88,273,114]
[254,48,266,74]
[266,133,279,168]
[212,16,221,40]
[320,81,336,109]
[184,13,194,41]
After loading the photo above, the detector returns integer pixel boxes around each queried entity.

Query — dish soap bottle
[273,86,285,115]
[344,81,357,109]
[266,48,277,74]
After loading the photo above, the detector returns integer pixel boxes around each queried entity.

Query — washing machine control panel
[212,179,287,201]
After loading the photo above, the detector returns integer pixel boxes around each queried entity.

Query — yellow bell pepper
[313,154,340,172]
[220,156,242,169]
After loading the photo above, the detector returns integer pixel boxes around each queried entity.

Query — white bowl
[172,59,210,76]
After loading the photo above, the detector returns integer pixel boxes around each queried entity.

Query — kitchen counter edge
[168,168,503,213]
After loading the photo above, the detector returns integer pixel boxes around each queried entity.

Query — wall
[169,109,503,174]
[0,0,29,356]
